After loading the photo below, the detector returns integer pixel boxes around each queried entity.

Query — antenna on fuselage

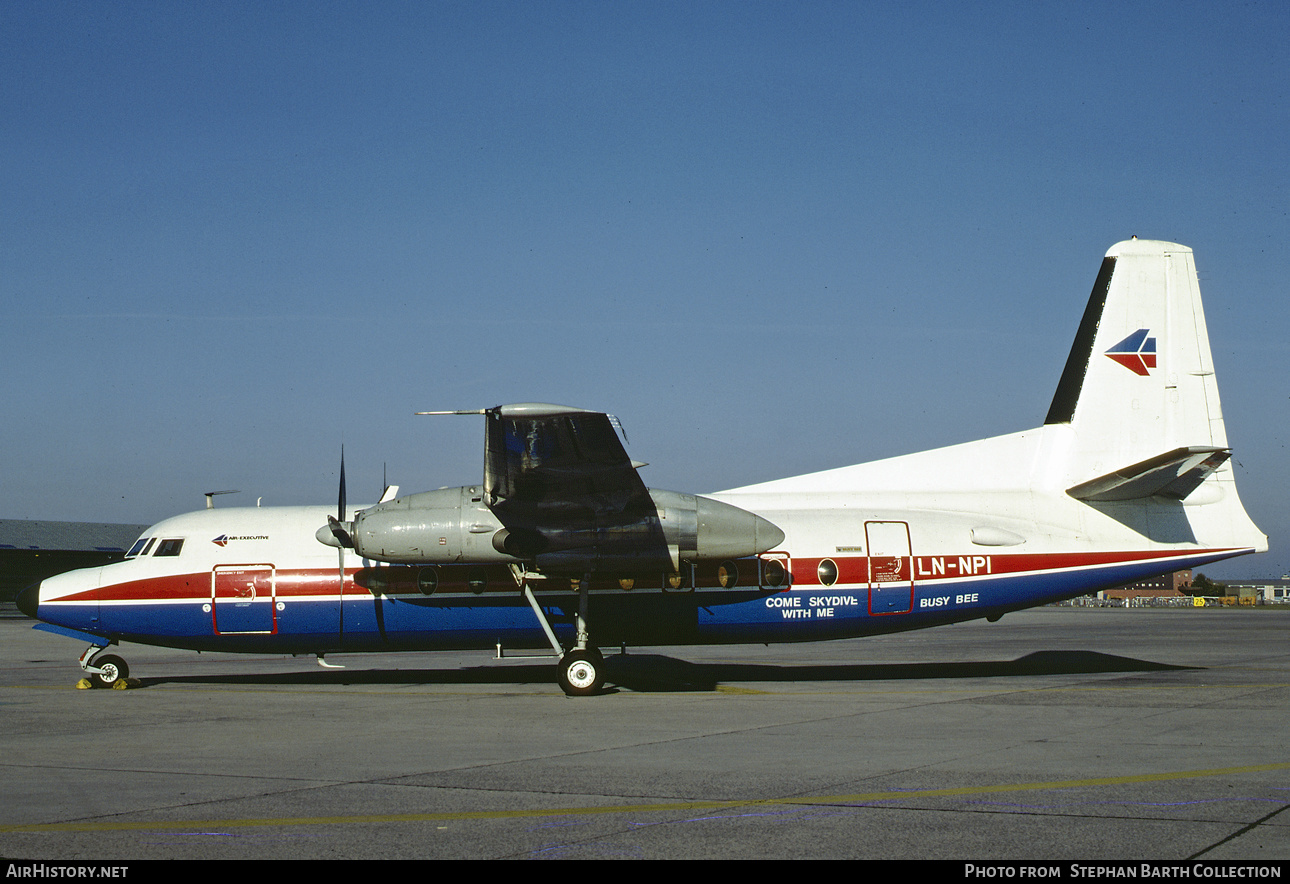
[205,490,239,509]
[379,462,399,504]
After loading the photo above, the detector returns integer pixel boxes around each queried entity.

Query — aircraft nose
[15,581,40,619]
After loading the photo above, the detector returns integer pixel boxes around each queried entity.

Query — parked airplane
[17,239,1267,695]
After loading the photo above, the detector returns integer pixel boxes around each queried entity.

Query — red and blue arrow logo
[1105,329,1156,376]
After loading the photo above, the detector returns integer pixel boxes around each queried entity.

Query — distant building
[0,520,149,603]
[1097,570,1290,604]
[1224,578,1290,603]
[1099,569,1193,601]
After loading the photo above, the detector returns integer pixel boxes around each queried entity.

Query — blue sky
[2,1,1286,578]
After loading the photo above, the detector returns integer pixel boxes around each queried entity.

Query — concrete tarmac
[1,605,1287,861]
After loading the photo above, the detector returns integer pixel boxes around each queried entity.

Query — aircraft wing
[399,403,779,570]
[482,404,650,516]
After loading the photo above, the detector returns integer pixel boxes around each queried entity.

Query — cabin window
[762,558,787,588]
[717,561,738,588]
[817,559,838,587]
[153,538,185,557]
[417,567,439,596]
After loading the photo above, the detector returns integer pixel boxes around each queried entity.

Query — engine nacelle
[348,486,505,564]
[325,485,784,573]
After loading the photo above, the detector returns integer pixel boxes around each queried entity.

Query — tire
[557,648,604,697]
[89,654,128,689]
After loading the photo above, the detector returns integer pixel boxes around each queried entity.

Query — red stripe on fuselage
[45,549,1240,602]
[51,569,342,604]
[785,548,1235,587]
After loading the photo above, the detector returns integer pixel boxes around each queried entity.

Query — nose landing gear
[78,645,130,689]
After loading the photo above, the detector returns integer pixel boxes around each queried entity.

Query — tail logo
[1105,329,1157,376]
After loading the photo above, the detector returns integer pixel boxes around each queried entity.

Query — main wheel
[89,654,128,689]
[557,648,604,697]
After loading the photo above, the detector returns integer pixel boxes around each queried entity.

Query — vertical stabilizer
[1045,240,1227,488]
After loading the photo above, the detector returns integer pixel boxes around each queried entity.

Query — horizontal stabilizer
[1067,447,1231,502]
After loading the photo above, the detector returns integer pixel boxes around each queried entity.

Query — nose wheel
[82,651,129,688]
[77,645,130,688]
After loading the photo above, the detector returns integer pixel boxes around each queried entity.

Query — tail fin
[1046,240,1265,554]
[1046,240,1229,489]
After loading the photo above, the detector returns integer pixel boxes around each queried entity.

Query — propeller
[314,448,354,594]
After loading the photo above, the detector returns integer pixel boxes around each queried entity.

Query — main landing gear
[522,574,606,697]
[557,647,604,697]
[79,645,130,689]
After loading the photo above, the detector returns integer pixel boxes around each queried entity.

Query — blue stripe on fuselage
[36,552,1236,653]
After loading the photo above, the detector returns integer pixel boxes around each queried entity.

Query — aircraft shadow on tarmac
[136,650,1198,693]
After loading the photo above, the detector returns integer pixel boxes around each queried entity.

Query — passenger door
[866,521,913,615]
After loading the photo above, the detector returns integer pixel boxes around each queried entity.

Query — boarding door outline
[866,521,913,615]
[212,565,277,634]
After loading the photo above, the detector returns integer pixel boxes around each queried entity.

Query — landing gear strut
[522,574,606,697]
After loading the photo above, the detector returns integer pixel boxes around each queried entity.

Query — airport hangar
[0,520,148,604]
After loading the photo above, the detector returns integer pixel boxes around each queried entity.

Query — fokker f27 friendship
[18,240,1267,695]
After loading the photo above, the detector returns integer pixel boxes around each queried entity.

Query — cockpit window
[153,539,185,557]
[127,538,157,558]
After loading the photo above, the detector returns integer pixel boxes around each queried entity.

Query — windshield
[125,537,154,558]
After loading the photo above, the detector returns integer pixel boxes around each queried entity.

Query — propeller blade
[338,446,347,522]
[330,448,350,603]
